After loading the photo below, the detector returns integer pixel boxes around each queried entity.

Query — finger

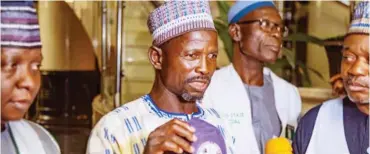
[170,135,194,153]
[333,82,344,91]
[330,74,342,83]
[172,119,196,132]
[160,140,183,154]
[170,123,197,142]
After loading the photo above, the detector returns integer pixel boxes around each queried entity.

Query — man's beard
[181,91,203,102]
[179,75,210,102]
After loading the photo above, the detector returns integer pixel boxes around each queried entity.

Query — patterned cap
[1,1,41,48]
[228,0,276,24]
[147,0,216,46]
[348,1,370,35]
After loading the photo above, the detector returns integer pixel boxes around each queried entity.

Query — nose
[348,60,368,77]
[270,27,283,40]
[16,68,37,92]
[195,55,210,76]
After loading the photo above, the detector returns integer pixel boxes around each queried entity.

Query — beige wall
[306,1,349,88]
[38,1,96,71]
[121,1,155,103]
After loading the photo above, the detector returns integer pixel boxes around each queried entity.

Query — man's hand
[330,74,346,97]
[143,119,197,154]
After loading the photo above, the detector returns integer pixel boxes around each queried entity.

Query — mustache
[347,76,369,87]
[184,75,211,84]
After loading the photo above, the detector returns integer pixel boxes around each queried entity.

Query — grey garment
[1,121,60,154]
[245,74,282,154]
[28,121,60,154]
[2,127,16,154]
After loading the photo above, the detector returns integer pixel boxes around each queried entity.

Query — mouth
[188,80,209,92]
[347,83,368,92]
[266,45,280,53]
[9,100,32,111]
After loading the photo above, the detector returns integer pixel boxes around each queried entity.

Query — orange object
[265,137,293,154]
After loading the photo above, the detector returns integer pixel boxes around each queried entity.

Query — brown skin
[1,47,42,130]
[341,34,369,115]
[330,74,346,97]
[229,6,283,86]
[144,30,218,154]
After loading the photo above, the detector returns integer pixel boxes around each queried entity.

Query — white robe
[203,64,302,154]
[305,98,350,154]
[1,119,60,154]
[87,94,235,154]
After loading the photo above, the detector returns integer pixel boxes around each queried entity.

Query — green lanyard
[7,123,20,154]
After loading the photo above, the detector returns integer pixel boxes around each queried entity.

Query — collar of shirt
[142,94,205,121]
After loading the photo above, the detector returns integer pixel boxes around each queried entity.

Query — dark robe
[293,97,369,154]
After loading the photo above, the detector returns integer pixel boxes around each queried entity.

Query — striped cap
[348,1,370,35]
[147,0,216,46]
[1,1,41,48]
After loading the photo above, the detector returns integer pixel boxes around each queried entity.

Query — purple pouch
[187,118,227,154]
[165,118,227,154]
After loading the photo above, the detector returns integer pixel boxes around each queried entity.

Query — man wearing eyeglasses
[203,1,301,153]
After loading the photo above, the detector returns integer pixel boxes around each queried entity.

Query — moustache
[184,75,211,84]
[347,76,369,87]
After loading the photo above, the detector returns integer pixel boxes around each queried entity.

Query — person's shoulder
[293,105,322,154]
[298,98,343,130]
[110,97,147,115]
[212,64,233,80]
[264,67,297,88]
[299,104,322,126]
[94,97,147,131]
[24,120,61,153]
[202,106,222,119]
[205,64,234,97]
[24,120,53,137]
[321,97,343,106]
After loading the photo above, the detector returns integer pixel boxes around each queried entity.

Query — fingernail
[189,126,196,132]
[193,135,197,141]
[190,146,195,153]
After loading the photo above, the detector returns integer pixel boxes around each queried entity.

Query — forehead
[240,6,281,23]
[343,34,369,55]
[1,47,42,58]
[173,30,216,42]
[162,30,218,50]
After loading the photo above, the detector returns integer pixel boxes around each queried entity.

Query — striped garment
[87,94,235,154]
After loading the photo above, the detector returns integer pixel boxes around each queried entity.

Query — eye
[31,62,41,71]
[208,53,218,59]
[186,53,196,58]
[342,54,356,62]
[183,52,199,60]
[2,62,17,72]
[260,20,268,27]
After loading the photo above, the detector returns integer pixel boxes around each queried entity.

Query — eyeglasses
[237,19,289,37]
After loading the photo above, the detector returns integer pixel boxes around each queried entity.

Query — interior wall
[38,1,96,71]
[306,1,349,88]
[120,1,155,103]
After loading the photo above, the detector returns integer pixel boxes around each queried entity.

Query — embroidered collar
[142,94,205,121]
